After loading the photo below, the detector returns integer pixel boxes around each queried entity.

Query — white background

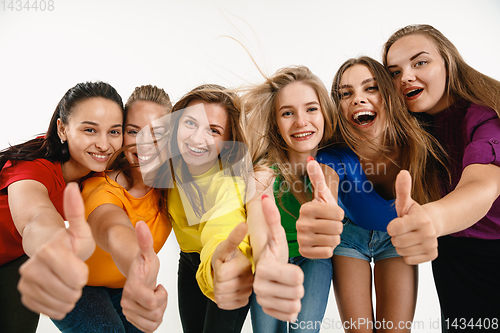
[1,0,499,332]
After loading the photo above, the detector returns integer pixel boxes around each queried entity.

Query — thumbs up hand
[253,194,304,322]
[18,183,95,320]
[211,222,254,310]
[387,170,439,265]
[121,221,167,333]
[296,157,343,259]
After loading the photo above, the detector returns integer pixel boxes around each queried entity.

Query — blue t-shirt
[316,146,396,231]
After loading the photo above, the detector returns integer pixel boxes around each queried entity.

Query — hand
[121,221,167,333]
[253,194,304,322]
[212,223,253,310]
[18,183,96,319]
[387,170,439,265]
[296,158,343,258]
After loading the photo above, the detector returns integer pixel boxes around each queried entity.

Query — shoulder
[0,159,63,191]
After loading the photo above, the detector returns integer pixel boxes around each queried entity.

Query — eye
[415,60,427,67]
[185,120,196,127]
[307,107,318,112]
[390,70,400,78]
[110,129,122,135]
[153,130,165,137]
[339,91,351,99]
[366,86,379,92]
[127,129,138,136]
[281,110,293,117]
[210,128,221,135]
[84,128,96,134]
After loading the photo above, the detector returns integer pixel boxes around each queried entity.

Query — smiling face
[124,100,169,176]
[275,81,324,157]
[58,97,123,177]
[338,64,386,143]
[386,34,450,115]
[176,100,230,176]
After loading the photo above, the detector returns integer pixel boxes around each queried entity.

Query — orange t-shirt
[81,175,171,288]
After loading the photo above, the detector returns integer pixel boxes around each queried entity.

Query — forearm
[425,164,500,236]
[100,224,140,277]
[21,209,67,257]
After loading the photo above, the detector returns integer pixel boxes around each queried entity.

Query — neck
[61,159,91,183]
[287,148,317,177]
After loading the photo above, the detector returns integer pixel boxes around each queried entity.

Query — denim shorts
[333,218,400,262]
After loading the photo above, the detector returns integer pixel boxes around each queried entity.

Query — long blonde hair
[383,24,500,118]
[331,56,447,204]
[243,65,337,205]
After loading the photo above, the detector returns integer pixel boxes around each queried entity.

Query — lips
[88,152,110,162]
[187,144,208,154]
[403,86,424,100]
[352,110,377,126]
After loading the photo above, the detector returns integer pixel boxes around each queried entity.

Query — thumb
[395,170,414,217]
[135,221,156,260]
[64,182,95,260]
[261,194,288,262]
[217,222,248,262]
[307,156,336,204]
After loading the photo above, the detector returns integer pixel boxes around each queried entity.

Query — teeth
[138,155,153,161]
[90,153,108,159]
[292,132,313,138]
[188,144,208,153]
[353,111,375,120]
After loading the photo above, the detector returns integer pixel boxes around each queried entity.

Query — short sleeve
[81,176,125,219]
[463,106,500,169]
[0,159,63,192]
[316,147,347,182]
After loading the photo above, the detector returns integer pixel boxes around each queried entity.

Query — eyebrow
[80,121,122,128]
[278,101,319,111]
[388,51,429,69]
[339,78,376,89]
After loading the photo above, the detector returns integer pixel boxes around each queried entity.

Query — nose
[295,112,308,127]
[95,133,110,151]
[352,92,366,106]
[190,128,205,144]
[401,68,416,85]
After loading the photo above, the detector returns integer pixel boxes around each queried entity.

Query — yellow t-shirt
[81,175,171,289]
[168,163,253,301]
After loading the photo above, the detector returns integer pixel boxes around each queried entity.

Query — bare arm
[87,203,140,277]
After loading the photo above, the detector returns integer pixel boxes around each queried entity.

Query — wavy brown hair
[382,24,500,118]
[243,65,337,205]
[159,84,248,218]
[331,56,448,204]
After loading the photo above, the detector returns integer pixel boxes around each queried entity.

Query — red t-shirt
[0,159,66,266]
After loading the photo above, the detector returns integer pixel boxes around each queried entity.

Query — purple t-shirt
[431,101,500,239]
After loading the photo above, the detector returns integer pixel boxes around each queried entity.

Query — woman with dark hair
[0,81,124,333]
[384,24,500,330]
[51,85,172,333]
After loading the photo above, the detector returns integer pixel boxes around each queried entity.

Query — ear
[57,119,67,142]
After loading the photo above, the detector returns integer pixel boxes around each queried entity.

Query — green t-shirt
[273,173,311,258]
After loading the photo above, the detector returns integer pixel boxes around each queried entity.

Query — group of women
[0,24,499,333]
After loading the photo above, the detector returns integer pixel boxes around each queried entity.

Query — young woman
[51,85,172,333]
[162,84,253,333]
[317,56,446,333]
[384,24,500,330]
[244,65,342,333]
[0,81,124,333]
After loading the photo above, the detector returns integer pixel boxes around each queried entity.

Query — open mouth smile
[404,87,424,100]
[352,111,377,126]
[291,131,314,139]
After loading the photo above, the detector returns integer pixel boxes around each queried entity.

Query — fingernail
[307,156,314,163]
[261,194,268,200]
